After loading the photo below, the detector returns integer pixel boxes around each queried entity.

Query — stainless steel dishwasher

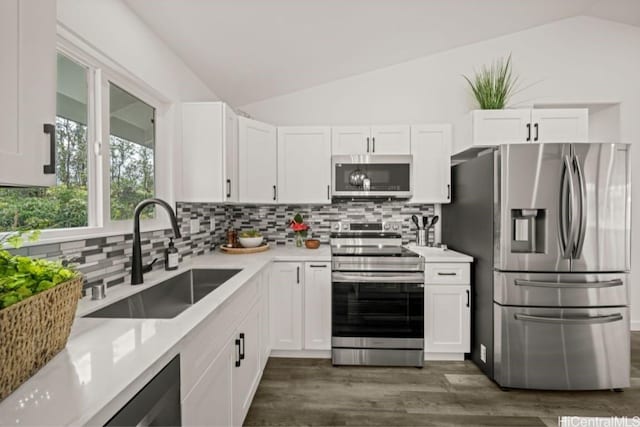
[105,355,181,426]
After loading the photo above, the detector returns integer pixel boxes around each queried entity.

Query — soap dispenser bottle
[164,237,179,270]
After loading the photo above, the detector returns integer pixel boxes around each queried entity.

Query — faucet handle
[143,258,158,273]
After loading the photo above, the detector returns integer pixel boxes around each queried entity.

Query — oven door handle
[332,272,424,284]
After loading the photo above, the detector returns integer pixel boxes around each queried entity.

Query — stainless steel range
[330,221,425,367]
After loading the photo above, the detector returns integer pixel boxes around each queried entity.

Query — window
[0,42,166,238]
[0,54,89,232]
[108,83,156,221]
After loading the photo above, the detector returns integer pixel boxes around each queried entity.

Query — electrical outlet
[190,218,200,234]
[480,344,487,363]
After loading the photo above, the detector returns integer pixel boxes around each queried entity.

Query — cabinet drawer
[426,263,470,284]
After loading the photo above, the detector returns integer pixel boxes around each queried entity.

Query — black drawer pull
[309,264,327,268]
[437,272,457,276]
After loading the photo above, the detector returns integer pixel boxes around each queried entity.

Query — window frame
[5,34,175,245]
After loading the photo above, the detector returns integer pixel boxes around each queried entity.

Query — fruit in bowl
[238,230,264,248]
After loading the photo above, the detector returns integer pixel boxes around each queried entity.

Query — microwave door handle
[573,153,587,259]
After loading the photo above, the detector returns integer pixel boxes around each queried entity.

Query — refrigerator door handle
[559,155,577,258]
[573,154,587,259]
[514,313,623,325]
[514,278,623,289]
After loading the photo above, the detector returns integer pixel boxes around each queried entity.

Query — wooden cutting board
[220,243,270,254]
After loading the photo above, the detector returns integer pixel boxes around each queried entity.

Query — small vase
[295,233,303,247]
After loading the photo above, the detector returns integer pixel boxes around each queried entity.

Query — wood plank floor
[245,332,640,426]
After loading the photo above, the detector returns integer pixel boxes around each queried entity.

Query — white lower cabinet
[232,302,261,425]
[303,262,332,350]
[181,272,264,427]
[182,338,234,427]
[270,261,332,352]
[270,262,303,350]
[259,268,271,370]
[424,263,471,358]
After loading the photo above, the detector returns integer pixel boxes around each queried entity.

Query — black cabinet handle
[466,289,470,307]
[235,338,241,367]
[372,137,375,153]
[273,185,277,201]
[327,185,330,200]
[526,123,531,142]
[309,264,327,268]
[447,184,451,200]
[366,137,370,153]
[296,266,300,284]
[534,123,539,141]
[239,333,245,360]
[43,123,56,174]
[437,272,457,276]
[226,179,231,198]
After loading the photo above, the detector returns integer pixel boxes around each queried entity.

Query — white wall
[240,16,640,329]
[57,0,217,205]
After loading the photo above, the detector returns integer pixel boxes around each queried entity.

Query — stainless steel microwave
[331,155,412,198]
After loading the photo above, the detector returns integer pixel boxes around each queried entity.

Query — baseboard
[270,349,331,359]
[631,320,640,331]
[424,352,465,361]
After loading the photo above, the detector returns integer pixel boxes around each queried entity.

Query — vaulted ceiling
[123,0,640,107]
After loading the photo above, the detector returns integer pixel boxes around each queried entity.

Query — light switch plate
[190,218,200,234]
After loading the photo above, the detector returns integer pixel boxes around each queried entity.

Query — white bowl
[238,236,264,248]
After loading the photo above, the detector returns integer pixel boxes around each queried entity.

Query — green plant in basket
[463,54,519,109]
[0,231,78,309]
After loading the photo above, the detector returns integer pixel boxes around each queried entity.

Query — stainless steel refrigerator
[442,143,631,390]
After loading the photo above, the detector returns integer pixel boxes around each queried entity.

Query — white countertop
[405,244,473,263]
[0,243,471,426]
[0,245,330,427]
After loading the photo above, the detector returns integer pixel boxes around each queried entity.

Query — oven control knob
[392,224,400,231]
[344,224,350,230]
[383,223,391,230]
[333,223,340,231]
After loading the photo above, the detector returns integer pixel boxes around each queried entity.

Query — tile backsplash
[12,200,435,294]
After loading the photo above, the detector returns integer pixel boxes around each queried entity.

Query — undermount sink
[83,268,242,319]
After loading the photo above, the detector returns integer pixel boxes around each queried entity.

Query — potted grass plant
[0,230,83,400]
[463,54,519,110]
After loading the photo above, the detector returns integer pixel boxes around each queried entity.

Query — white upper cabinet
[471,109,532,146]
[331,126,370,154]
[469,108,588,147]
[238,117,278,203]
[332,125,410,155]
[530,109,589,143]
[182,102,237,202]
[410,124,452,204]
[370,126,410,154]
[224,106,239,202]
[277,127,332,204]
[0,0,57,187]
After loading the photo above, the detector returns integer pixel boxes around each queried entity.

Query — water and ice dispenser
[511,209,546,253]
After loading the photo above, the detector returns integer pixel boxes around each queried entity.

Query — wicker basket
[0,276,83,400]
